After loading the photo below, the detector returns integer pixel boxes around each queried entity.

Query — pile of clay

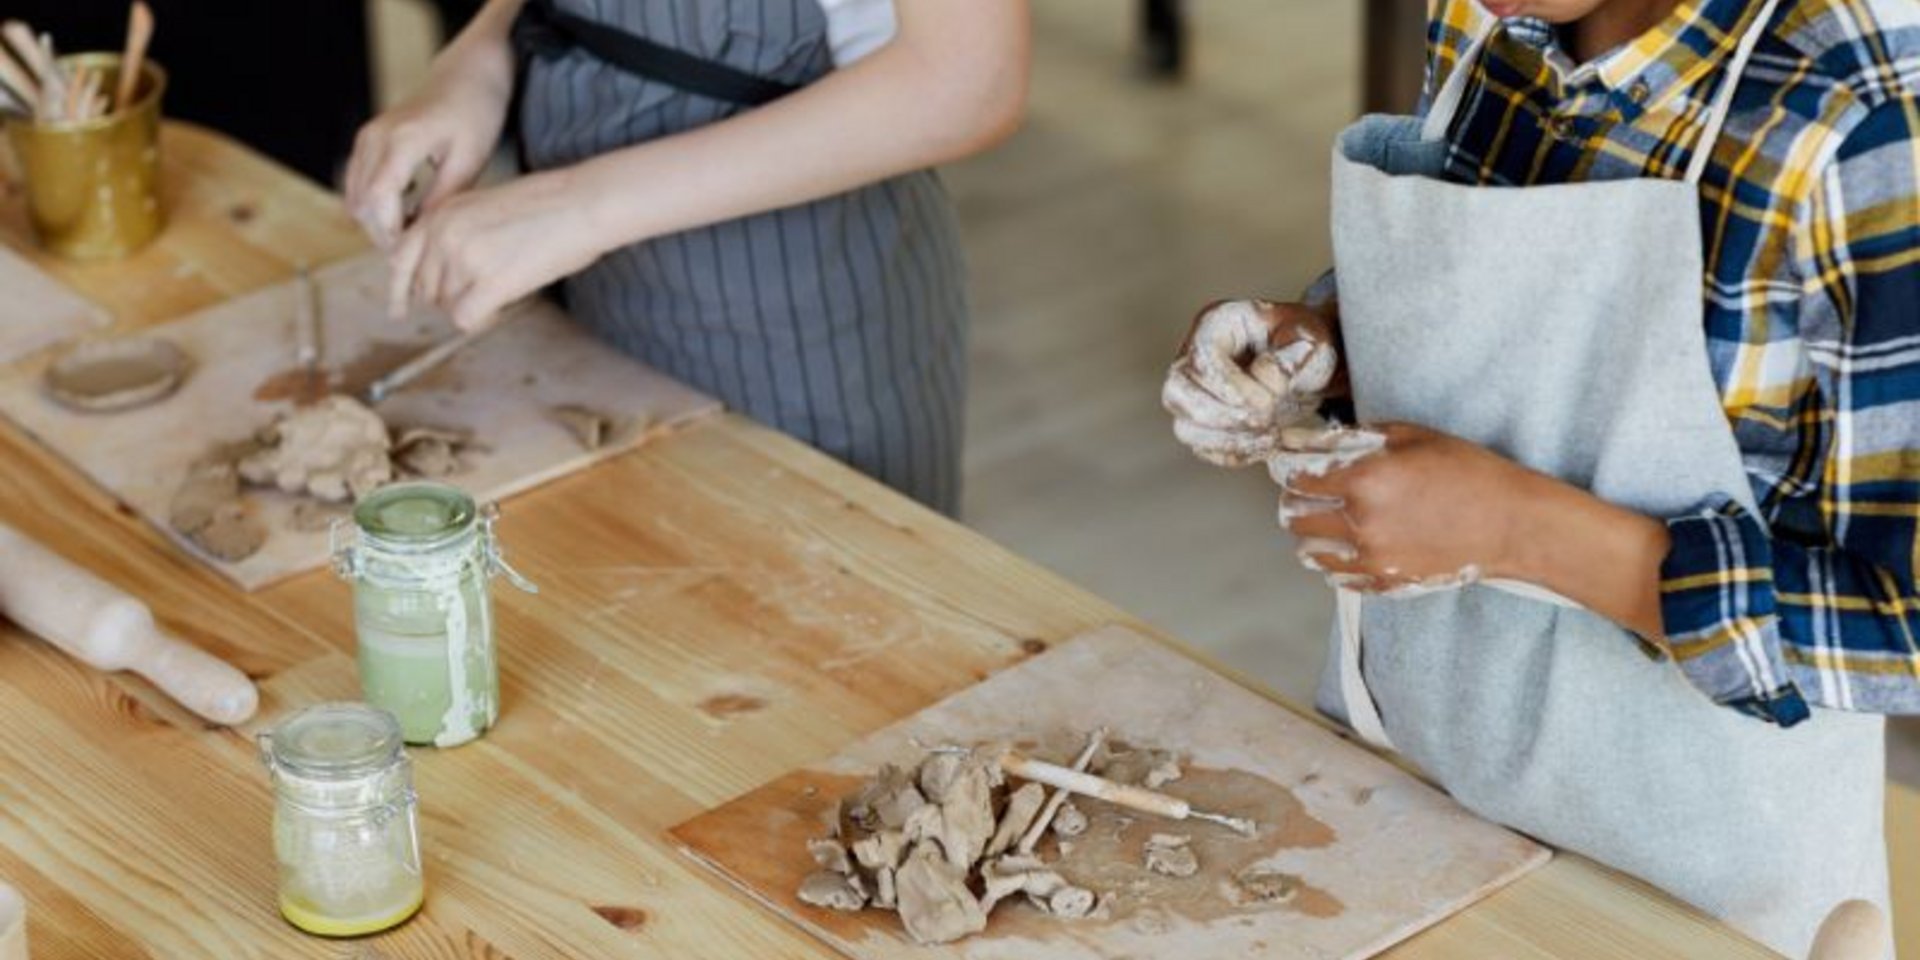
[167,395,480,561]
[800,736,1215,946]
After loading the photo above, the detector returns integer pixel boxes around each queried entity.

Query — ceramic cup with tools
[4,54,167,260]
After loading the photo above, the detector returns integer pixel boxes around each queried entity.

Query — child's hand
[1273,422,1535,593]
[1162,299,1343,467]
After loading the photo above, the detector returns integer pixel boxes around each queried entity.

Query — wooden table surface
[0,123,1790,959]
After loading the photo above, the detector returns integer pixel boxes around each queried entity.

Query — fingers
[1190,300,1280,410]
[1162,363,1271,430]
[1266,424,1385,490]
[1172,419,1286,467]
[357,133,440,248]
[388,228,428,320]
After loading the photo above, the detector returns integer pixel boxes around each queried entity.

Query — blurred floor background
[368,0,1920,784]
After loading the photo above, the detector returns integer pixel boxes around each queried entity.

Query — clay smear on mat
[46,338,192,413]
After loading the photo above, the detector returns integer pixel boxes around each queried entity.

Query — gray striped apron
[518,0,969,515]
[1316,2,1889,955]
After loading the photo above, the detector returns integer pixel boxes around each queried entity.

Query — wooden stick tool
[360,306,520,405]
[926,745,1257,835]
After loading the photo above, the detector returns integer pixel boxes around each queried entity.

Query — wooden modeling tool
[0,49,39,118]
[294,264,323,377]
[1000,752,1258,834]
[929,744,1256,835]
[360,309,515,405]
[0,522,258,725]
[114,2,152,113]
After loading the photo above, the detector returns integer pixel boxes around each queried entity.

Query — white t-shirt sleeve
[817,0,897,66]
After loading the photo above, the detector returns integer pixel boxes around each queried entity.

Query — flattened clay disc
[46,337,193,413]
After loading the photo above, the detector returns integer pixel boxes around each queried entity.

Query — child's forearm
[438,0,525,90]
[568,0,1029,253]
[1501,473,1672,641]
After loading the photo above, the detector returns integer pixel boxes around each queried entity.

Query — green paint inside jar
[344,483,498,748]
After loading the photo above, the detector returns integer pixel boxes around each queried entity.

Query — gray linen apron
[1315,3,1890,954]
[519,0,968,515]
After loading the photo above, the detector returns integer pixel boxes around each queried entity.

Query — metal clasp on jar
[479,502,538,595]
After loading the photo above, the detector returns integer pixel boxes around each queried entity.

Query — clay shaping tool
[0,23,47,118]
[360,309,516,405]
[114,2,152,113]
[930,745,1257,835]
[294,264,323,376]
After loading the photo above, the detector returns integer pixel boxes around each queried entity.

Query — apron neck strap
[1419,0,1784,187]
[1681,0,1783,186]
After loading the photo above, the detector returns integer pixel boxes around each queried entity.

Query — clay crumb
[1143,834,1198,878]
[238,395,391,502]
[1052,801,1089,838]
[551,404,639,451]
[797,870,868,912]
[390,425,476,479]
[1232,868,1300,905]
[168,459,266,562]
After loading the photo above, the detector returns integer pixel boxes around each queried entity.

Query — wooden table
[0,123,1791,959]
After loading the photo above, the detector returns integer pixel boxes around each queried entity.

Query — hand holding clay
[1163,300,1341,467]
[344,33,516,247]
[0,524,257,725]
[1273,422,1538,596]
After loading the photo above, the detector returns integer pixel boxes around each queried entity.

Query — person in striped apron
[344,0,1031,516]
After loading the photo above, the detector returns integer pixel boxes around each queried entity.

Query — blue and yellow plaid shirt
[1422,0,1920,724]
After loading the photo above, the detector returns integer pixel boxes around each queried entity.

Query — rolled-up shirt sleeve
[1660,98,1920,724]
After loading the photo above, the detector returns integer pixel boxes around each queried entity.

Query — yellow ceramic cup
[5,54,167,261]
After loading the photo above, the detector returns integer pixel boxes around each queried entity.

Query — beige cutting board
[0,243,105,366]
[0,252,719,590]
[673,624,1550,960]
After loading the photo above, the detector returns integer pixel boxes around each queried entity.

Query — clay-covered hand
[385,167,603,331]
[1272,422,1538,595]
[343,36,515,248]
[1162,299,1343,467]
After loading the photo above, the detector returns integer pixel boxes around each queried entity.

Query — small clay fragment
[873,867,897,910]
[852,830,908,872]
[1143,834,1198,878]
[1045,886,1097,919]
[928,751,999,870]
[46,336,192,413]
[847,764,927,832]
[1098,743,1183,789]
[1051,801,1089,838]
[797,870,868,911]
[168,460,266,562]
[1233,868,1300,905]
[894,841,986,945]
[550,404,635,451]
[808,838,853,875]
[986,782,1045,858]
[390,425,473,478]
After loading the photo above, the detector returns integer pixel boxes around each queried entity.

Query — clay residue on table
[251,366,332,406]
[699,693,769,719]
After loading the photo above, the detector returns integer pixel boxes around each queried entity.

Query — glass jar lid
[353,482,477,546]
[261,702,405,780]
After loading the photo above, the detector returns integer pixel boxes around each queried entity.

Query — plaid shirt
[1421,0,1920,724]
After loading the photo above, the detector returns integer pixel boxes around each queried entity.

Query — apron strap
[511,0,801,108]
[1336,589,1397,751]
[1681,0,1784,185]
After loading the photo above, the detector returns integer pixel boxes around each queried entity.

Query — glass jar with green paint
[332,482,536,748]
[258,702,424,937]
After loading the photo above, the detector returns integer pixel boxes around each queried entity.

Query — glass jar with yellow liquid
[258,703,424,937]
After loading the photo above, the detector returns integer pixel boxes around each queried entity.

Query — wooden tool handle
[0,523,257,726]
[363,308,514,403]
[115,2,153,113]
[1807,900,1889,960]
[999,753,1191,820]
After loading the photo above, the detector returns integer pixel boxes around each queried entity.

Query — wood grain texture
[674,625,1551,960]
[0,124,1809,959]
